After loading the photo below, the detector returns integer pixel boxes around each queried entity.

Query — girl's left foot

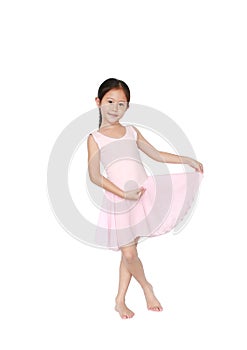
[143,283,163,311]
[115,299,135,319]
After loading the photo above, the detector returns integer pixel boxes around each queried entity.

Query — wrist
[181,156,191,165]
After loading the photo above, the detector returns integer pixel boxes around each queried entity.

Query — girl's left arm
[159,151,203,173]
[133,126,204,173]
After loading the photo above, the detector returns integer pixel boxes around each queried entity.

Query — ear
[95,97,101,107]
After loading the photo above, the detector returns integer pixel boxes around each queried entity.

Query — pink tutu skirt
[94,171,203,251]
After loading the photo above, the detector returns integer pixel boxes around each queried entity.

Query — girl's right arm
[87,135,145,200]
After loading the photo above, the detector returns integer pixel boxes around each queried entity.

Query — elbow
[89,172,101,185]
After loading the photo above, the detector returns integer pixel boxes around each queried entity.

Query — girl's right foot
[115,300,135,319]
[142,282,163,312]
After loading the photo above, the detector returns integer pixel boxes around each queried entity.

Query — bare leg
[115,239,139,319]
[115,255,135,319]
[121,241,163,312]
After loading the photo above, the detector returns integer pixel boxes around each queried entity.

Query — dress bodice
[90,125,148,189]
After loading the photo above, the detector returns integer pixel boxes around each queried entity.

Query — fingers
[138,187,146,197]
[194,161,203,173]
[124,187,147,200]
[199,163,204,173]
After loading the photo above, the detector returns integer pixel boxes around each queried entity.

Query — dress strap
[129,125,138,141]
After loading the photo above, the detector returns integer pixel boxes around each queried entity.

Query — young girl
[87,78,203,319]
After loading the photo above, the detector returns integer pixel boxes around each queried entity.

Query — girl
[87,78,203,319]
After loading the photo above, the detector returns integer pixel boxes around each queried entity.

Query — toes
[148,305,163,311]
[120,311,135,319]
[122,313,134,319]
[115,303,135,319]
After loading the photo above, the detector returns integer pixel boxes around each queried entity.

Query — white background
[1,1,246,349]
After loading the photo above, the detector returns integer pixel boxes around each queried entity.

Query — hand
[124,186,146,200]
[187,157,204,173]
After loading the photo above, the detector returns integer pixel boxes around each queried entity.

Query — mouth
[108,113,119,117]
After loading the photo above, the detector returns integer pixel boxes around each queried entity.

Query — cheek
[119,109,126,116]
[100,104,110,113]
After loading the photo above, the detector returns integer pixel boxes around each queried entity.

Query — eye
[108,100,113,104]
[119,102,126,108]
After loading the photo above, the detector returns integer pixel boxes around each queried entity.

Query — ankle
[115,296,125,304]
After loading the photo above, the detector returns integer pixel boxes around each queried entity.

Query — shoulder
[87,130,98,141]
[129,125,142,139]
[130,125,138,132]
[130,125,143,135]
[87,132,94,143]
[128,124,138,134]
[127,125,138,140]
[129,125,154,147]
[87,132,99,150]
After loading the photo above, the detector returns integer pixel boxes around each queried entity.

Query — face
[95,88,128,125]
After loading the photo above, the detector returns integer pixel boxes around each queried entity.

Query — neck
[100,121,120,129]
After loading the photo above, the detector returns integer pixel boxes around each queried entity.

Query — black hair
[97,78,130,128]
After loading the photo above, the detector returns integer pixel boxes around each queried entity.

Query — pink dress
[90,124,203,251]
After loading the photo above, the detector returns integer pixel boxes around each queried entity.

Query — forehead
[103,88,127,101]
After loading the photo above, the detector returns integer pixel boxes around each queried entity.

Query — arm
[87,135,146,200]
[87,134,125,198]
[132,126,204,173]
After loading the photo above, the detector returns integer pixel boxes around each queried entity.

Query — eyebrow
[106,97,127,102]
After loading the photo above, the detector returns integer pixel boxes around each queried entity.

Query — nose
[112,102,118,111]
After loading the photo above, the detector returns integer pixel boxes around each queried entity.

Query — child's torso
[90,125,148,189]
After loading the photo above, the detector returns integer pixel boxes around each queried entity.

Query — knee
[122,249,138,264]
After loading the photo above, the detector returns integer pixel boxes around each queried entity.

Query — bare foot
[143,283,163,312]
[115,300,135,319]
